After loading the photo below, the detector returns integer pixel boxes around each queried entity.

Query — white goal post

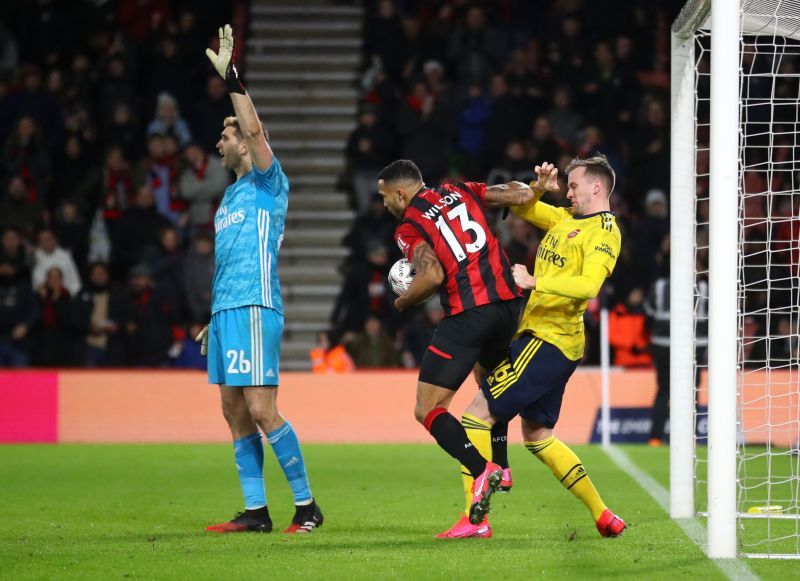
[672,0,800,560]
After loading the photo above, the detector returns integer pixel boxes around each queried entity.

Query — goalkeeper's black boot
[284,500,324,533]
[206,506,273,533]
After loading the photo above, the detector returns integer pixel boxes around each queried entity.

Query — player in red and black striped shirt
[377,159,534,538]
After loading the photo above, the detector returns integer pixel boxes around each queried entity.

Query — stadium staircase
[246,0,362,370]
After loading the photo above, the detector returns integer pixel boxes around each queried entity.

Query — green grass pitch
[0,444,794,579]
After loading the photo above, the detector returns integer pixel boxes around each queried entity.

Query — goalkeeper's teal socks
[233,432,267,510]
[267,422,313,504]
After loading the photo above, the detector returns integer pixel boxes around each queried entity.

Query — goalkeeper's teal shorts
[207,305,282,387]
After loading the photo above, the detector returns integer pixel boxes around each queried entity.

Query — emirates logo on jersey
[567,228,581,238]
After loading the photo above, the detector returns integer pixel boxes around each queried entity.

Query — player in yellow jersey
[449,154,626,538]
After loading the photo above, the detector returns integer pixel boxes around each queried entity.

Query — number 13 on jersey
[435,203,487,260]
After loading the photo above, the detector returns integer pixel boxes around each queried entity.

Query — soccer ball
[388,258,415,295]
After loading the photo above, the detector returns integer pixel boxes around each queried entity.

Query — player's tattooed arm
[484,181,536,208]
[394,242,444,311]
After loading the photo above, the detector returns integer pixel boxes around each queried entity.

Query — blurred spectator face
[645,189,668,218]
[533,117,552,141]
[65,135,81,159]
[580,126,603,150]
[160,228,179,253]
[553,88,571,109]
[646,101,666,127]
[317,331,331,350]
[594,43,614,68]
[179,11,196,31]
[134,186,156,209]
[16,116,36,142]
[105,147,128,171]
[627,287,644,307]
[364,316,382,338]
[60,202,79,223]
[130,272,152,292]
[743,315,760,338]
[359,109,376,128]
[162,37,178,59]
[147,134,166,158]
[156,95,178,124]
[377,0,394,19]
[2,229,22,255]
[403,17,420,40]
[23,67,43,92]
[0,260,16,280]
[193,235,213,256]
[466,7,486,31]
[505,140,525,162]
[467,84,482,99]
[112,103,132,126]
[411,81,429,101]
[47,69,63,94]
[562,16,580,39]
[46,267,64,291]
[207,76,226,100]
[72,54,90,74]
[8,176,27,201]
[367,243,388,266]
[44,266,64,293]
[423,60,445,85]
[490,74,507,97]
[90,263,110,289]
[616,36,633,60]
[184,144,204,166]
[163,134,179,156]
[107,56,126,79]
[38,230,58,253]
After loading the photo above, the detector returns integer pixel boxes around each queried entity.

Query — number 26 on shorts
[226,349,252,374]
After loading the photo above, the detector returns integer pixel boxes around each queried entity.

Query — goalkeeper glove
[195,325,209,357]
[205,24,245,95]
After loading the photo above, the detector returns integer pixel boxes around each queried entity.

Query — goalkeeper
[461,155,627,537]
[196,25,323,534]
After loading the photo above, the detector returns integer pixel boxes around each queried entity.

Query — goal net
[672,0,800,559]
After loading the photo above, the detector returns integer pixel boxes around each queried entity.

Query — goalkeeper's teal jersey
[211,157,288,315]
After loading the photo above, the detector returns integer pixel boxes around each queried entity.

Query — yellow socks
[460,414,493,515]
[525,435,607,521]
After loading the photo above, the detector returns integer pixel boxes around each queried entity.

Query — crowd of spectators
[333,0,800,370]
[0,1,237,368]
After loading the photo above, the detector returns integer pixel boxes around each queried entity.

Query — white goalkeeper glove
[205,24,245,94]
[195,325,209,357]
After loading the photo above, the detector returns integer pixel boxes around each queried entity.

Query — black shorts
[418,298,523,390]
[480,333,579,428]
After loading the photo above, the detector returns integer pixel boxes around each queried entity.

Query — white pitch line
[604,445,758,581]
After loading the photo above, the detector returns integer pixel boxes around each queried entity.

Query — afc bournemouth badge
[567,229,581,238]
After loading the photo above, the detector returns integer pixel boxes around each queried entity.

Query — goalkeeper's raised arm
[206,24,273,173]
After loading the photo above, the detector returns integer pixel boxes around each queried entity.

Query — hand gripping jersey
[394,182,520,316]
[512,200,622,361]
[211,157,288,315]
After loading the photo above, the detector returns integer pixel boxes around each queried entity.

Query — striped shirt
[395,182,520,317]
[211,157,288,315]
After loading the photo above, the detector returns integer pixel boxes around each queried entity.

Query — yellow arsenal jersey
[511,200,622,361]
